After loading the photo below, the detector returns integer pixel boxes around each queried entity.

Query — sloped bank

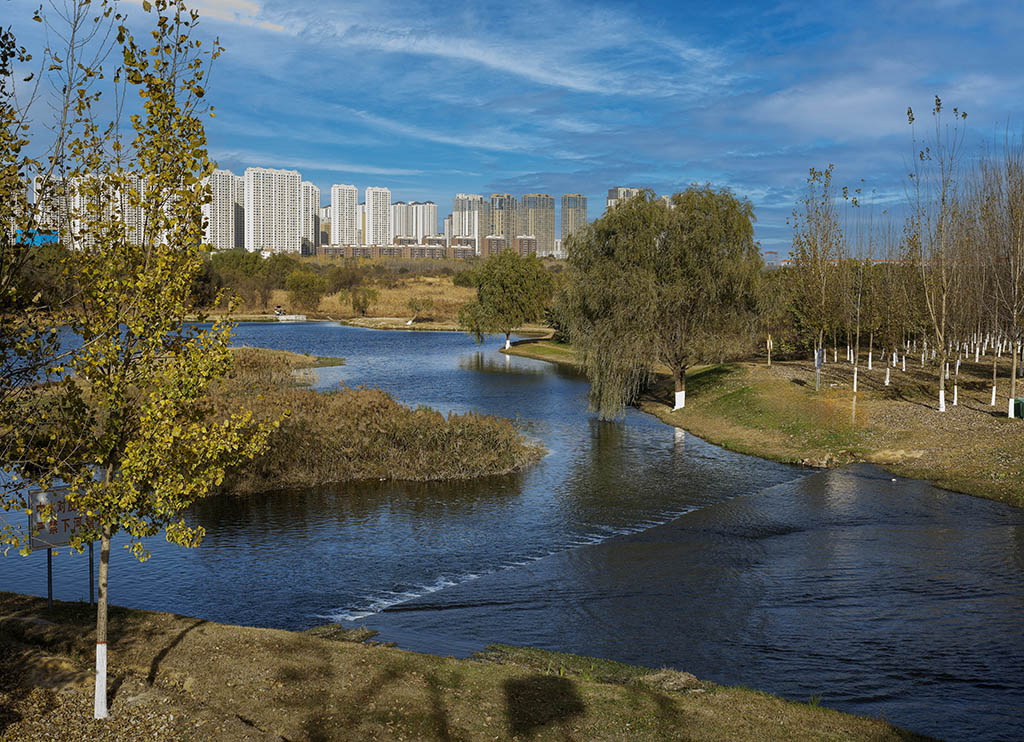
[0,592,928,741]
[503,340,1024,508]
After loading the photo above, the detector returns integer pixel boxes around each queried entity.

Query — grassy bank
[505,340,1024,508]
[0,592,928,741]
[216,348,544,494]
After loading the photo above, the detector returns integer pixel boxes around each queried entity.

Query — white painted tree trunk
[938,389,946,412]
[673,390,686,410]
[945,362,949,380]
[902,355,906,372]
[853,366,858,393]
[953,385,958,406]
[833,348,837,363]
[885,367,890,386]
[504,337,511,350]
[94,643,107,718]
[868,352,872,370]
[991,384,997,406]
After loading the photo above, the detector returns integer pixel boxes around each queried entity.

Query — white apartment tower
[411,201,437,242]
[202,169,245,251]
[244,167,301,254]
[391,201,412,238]
[452,194,489,252]
[299,181,321,254]
[330,184,358,245]
[364,186,392,245]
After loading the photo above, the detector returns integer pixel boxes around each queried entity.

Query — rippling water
[2,322,1022,741]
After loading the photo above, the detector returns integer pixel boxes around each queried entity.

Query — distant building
[32,175,72,243]
[299,181,321,255]
[489,193,519,242]
[513,235,537,257]
[443,214,453,243]
[411,201,437,242]
[606,186,642,210]
[452,194,489,253]
[365,187,392,245]
[391,200,412,239]
[330,184,358,245]
[244,167,301,253]
[561,193,587,240]
[202,169,244,251]
[520,193,555,257]
[484,235,506,257]
[553,238,565,260]
[318,205,331,244]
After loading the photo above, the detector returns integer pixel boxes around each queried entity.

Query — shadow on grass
[505,674,584,738]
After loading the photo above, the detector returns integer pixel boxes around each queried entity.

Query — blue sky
[14,0,1024,253]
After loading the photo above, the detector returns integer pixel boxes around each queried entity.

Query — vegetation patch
[215,347,545,494]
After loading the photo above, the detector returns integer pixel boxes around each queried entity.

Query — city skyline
[13,0,1024,254]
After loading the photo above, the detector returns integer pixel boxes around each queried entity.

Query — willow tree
[1,0,273,720]
[459,249,554,349]
[566,186,761,418]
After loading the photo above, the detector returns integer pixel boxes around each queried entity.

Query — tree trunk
[504,333,511,350]
[992,352,998,407]
[673,367,686,410]
[938,348,947,412]
[1010,339,1019,419]
[767,334,772,367]
[94,526,111,719]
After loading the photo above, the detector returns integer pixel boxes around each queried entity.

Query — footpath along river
[2,323,1022,740]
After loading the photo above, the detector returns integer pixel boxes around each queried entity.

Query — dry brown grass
[215,347,544,495]
[0,592,929,741]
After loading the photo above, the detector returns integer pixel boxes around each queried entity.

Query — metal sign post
[27,488,97,606]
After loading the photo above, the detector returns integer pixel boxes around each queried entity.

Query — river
[2,322,1022,740]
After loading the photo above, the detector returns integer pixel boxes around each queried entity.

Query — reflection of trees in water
[190,473,527,537]
[457,351,588,382]
[458,352,546,376]
[559,418,654,523]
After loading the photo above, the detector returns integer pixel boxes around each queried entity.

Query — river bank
[504,340,1024,508]
[216,347,545,495]
[0,591,928,741]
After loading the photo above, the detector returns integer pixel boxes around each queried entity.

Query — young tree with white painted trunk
[565,186,761,419]
[905,98,968,413]
[0,0,274,721]
[790,165,846,392]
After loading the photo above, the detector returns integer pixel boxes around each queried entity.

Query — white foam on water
[316,474,808,623]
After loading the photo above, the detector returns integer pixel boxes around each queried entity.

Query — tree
[565,186,761,418]
[789,165,846,391]
[459,250,554,350]
[285,270,327,312]
[1,0,273,720]
[906,97,968,412]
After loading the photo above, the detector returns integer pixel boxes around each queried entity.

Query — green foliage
[566,186,762,418]
[285,270,327,312]
[326,263,363,293]
[452,268,477,287]
[351,287,379,316]
[458,251,554,343]
[2,1,274,560]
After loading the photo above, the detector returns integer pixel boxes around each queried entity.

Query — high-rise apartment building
[606,186,642,210]
[202,169,244,251]
[452,194,489,253]
[561,193,587,241]
[364,186,392,246]
[330,184,358,245]
[61,172,146,250]
[489,193,519,241]
[299,181,321,255]
[244,167,300,254]
[32,175,72,241]
[411,201,437,242]
[391,201,412,239]
[520,193,555,257]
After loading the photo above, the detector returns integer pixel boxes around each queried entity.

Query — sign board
[27,488,96,551]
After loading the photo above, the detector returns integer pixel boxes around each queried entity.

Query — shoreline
[0,591,928,740]
[502,339,1024,509]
